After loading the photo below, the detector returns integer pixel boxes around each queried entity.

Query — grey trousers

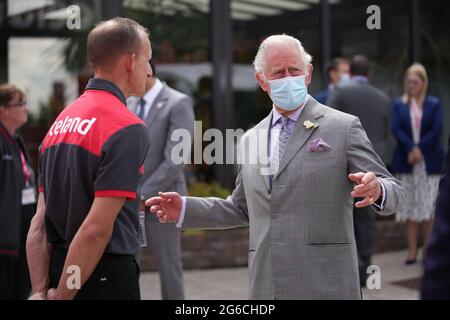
[145,214,185,300]
[353,205,375,287]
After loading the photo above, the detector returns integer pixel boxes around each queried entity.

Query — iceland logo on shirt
[48,116,97,137]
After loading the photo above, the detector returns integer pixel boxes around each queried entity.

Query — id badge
[22,187,36,205]
[138,211,148,247]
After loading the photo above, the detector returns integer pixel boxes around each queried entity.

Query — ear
[256,72,269,93]
[306,64,313,86]
[125,53,137,73]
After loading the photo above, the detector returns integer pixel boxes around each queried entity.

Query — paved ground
[140,249,422,300]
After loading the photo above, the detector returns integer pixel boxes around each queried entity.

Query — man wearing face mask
[327,55,392,287]
[146,35,405,300]
[315,57,350,105]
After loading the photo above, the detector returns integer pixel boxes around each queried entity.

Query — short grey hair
[253,34,312,73]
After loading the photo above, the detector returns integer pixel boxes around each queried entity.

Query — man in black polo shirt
[26,17,152,300]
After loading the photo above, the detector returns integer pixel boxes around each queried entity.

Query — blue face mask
[266,75,308,111]
[338,73,351,86]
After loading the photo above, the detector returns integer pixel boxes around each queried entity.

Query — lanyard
[19,150,31,187]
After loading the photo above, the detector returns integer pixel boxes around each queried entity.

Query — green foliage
[188,181,230,199]
[183,181,230,237]
[125,0,210,62]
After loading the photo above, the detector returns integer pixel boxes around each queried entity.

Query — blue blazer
[314,89,329,105]
[422,137,450,299]
[391,96,445,174]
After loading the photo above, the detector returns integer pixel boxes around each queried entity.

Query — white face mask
[338,73,351,85]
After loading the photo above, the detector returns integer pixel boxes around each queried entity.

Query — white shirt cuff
[176,196,187,228]
[372,179,387,211]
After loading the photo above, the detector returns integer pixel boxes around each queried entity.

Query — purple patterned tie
[270,116,291,183]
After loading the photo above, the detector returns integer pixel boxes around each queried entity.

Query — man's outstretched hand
[145,192,183,223]
[348,172,382,208]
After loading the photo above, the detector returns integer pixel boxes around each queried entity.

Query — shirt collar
[271,95,308,127]
[142,78,164,107]
[0,121,14,144]
[85,78,127,105]
[351,75,369,84]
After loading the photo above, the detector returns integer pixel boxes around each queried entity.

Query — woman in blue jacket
[392,63,445,265]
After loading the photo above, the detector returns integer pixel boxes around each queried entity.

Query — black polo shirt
[0,123,36,256]
[39,78,150,255]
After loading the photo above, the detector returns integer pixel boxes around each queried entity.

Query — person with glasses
[0,84,37,299]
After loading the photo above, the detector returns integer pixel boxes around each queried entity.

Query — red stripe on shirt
[40,90,145,156]
[0,249,19,256]
[95,190,137,200]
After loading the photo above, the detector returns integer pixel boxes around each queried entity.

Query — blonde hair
[402,63,428,106]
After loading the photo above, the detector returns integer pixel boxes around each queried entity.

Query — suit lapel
[274,96,324,180]
[144,85,169,129]
[256,112,272,192]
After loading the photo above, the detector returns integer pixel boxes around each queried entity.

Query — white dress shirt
[136,78,164,120]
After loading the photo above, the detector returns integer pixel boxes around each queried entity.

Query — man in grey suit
[146,35,404,300]
[128,60,194,300]
[327,55,391,287]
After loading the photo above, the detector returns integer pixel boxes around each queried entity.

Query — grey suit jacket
[327,81,392,164]
[130,85,195,199]
[182,96,405,300]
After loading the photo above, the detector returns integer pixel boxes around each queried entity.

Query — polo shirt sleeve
[38,145,44,193]
[94,124,149,200]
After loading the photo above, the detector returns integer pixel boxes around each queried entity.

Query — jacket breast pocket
[307,220,352,245]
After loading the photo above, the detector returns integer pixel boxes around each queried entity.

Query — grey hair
[253,34,313,73]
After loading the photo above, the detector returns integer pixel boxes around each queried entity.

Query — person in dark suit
[327,55,391,287]
[421,136,450,299]
[391,63,445,265]
[314,57,350,105]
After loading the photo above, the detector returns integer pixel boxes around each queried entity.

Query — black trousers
[0,204,35,300]
[49,246,141,300]
[353,205,375,287]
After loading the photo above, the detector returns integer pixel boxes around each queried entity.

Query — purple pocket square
[307,138,332,153]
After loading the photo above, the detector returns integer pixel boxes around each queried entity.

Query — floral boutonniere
[303,120,318,130]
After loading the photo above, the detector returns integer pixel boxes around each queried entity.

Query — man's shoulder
[315,99,357,125]
[102,122,149,153]
[163,85,192,104]
[425,95,441,107]
[314,89,329,103]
